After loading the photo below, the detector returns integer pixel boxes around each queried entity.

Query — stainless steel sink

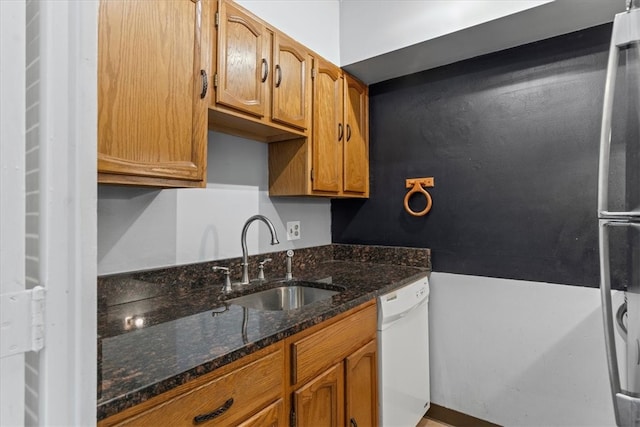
[228,284,340,311]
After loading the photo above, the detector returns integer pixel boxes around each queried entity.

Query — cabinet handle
[275,64,282,88]
[261,58,268,83]
[200,69,208,99]
[193,398,234,424]
[338,123,344,141]
[350,417,358,427]
[346,124,352,141]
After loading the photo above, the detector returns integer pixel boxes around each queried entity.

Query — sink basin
[228,284,340,311]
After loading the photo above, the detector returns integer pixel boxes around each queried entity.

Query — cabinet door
[272,32,309,130]
[98,0,208,186]
[237,399,285,427]
[311,58,343,194]
[294,363,344,427]
[345,340,378,427]
[216,0,268,117]
[343,73,369,195]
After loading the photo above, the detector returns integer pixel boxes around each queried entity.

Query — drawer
[291,303,376,385]
[237,399,285,427]
[114,347,284,426]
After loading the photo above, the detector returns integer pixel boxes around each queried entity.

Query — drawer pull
[261,58,269,83]
[275,65,282,88]
[199,69,208,99]
[193,398,234,424]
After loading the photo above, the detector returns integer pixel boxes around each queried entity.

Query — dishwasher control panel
[377,276,429,326]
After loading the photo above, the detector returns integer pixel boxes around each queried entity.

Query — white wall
[236,0,340,64]
[98,132,331,275]
[429,272,624,426]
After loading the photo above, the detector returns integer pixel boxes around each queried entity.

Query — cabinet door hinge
[290,409,296,427]
[310,169,314,181]
[312,68,316,79]
[215,11,220,28]
[0,286,45,358]
[214,73,219,88]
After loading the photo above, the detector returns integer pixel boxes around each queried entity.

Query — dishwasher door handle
[379,298,428,329]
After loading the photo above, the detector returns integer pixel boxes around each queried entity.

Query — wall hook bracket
[404,177,434,217]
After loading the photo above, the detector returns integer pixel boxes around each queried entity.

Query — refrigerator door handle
[601,220,640,427]
[600,221,624,426]
[602,211,640,220]
[598,7,640,216]
[616,393,640,427]
[597,29,620,215]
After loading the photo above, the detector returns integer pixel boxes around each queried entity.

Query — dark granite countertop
[97,244,430,420]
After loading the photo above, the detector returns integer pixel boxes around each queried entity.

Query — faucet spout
[240,215,280,284]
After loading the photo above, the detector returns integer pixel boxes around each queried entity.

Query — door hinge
[214,73,219,88]
[312,68,316,79]
[215,11,220,28]
[290,409,296,427]
[0,286,45,358]
[310,169,314,181]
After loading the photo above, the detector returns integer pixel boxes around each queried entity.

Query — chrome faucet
[240,215,280,284]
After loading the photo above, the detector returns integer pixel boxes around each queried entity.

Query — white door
[1,1,98,425]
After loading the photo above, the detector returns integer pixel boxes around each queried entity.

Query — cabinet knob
[200,69,208,99]
[338,123,344,141]
[350,417,358,427]
[346,124,352,141]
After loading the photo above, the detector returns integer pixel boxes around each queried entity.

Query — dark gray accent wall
[332,24,618,288]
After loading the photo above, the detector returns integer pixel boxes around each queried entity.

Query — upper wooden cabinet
[208,0,369,198]
[215,0,268,118]
[98,0,210,188]
[311,58,343,194]
[269,66,369,198]
[271,32,310,130]
[209,0,311,142]
[343,74,369,195]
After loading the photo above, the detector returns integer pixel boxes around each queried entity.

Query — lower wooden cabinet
[237,399,286,427]
[97,344,284,427]
[294,363,345,427]
[345,340,378,427]
[99,301,377,427]
[288,301,378,427]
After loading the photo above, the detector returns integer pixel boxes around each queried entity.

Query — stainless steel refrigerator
[599,2,640,426]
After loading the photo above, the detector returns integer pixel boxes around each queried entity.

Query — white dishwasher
[377,276,430,427]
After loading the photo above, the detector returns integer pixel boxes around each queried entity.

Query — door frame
[1,1,27,425]
[1,1,98,425]
[37,1,98,424]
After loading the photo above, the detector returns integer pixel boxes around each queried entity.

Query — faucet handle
[212,266,232,292]
[285,250,294,280]
[257,258,272,280]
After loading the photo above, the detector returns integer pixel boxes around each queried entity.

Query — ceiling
[341,0,627,84]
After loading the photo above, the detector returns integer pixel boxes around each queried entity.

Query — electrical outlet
[287,221,301,240]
